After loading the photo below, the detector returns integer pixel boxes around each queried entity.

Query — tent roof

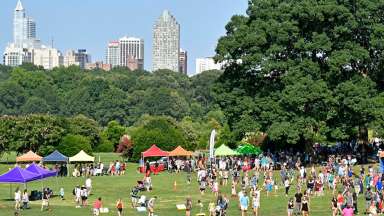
[69,150,95,162]
[0,167,41,183]
[169,146,193,157]
[142,145,169,158]
[16,151,42,162]
[43,150,68,162]
[215,145,239,156]
[25,163,57,178]
[236,144,262,155]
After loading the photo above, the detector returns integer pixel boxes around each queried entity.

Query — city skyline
[0,0,247,75]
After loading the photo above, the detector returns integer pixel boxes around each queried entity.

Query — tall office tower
[32,47,63,70]
[13,0,25,47]
[152,10,180,72]
[195,57,224,74]
[64,49,91,69]
[5,0,42,67]
[106,41,120,68]
[24,17,36,39]
[119,37,144,70]
[179,48,187,75]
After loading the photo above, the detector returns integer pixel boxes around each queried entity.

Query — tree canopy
[215,0,384,149]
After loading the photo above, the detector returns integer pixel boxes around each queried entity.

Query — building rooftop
[15,0,24,11]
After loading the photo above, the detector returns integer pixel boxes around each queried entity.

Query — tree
[102,121,128,151]
[131,116,187,161]
[215,0,384,150]
[58,134,92,156]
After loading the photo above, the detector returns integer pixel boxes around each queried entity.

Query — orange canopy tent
[168,146,193,157]
[16,151,42,162]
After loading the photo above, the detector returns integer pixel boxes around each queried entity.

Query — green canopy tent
[236,144,262,155]
[215,145,239,156]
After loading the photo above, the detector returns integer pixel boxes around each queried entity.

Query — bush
[57,134,92,156]
[95,135,114,152]
[131,116,187,161]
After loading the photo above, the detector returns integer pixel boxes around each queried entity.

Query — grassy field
[0,153,377,215]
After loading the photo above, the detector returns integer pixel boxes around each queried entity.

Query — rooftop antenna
[51,37,54,48]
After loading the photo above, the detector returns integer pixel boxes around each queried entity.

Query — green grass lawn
[0,153,377,215]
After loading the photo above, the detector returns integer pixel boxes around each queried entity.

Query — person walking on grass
[301,195,309,216]
[252,188,260,216]
[41,189,49,211]
[342,204,354,216]
[93,197,102,216]
[14,188,21,211]
[116,198,123,216]
[287,198,294,216]
[147,196,157,216]
[294,188,303,216]
[240,191,249,216]
[185,197,192,216]
[285,177,291,197]
[22,189,29,210]
[331,196,338,216]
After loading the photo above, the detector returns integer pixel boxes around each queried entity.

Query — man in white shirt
[85,177,92,195]
[75,186,81,208]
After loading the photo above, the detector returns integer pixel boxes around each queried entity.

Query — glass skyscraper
[152,10,180,72]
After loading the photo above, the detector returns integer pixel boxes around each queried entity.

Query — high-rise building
[179,48,187,75]
[4,0,44,67]
[32,47,63,70]
[106,41,120,68]
[64,49,91,69]
[119,37,144,70]
[152,10,180,72]
[13,0,25,47]
[195,57,224,74]
[24,17,36,40]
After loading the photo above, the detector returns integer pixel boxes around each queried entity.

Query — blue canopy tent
[0,166,42,199]
[43,150,68,163]
[0,167,41,183]
[25,163,57,178]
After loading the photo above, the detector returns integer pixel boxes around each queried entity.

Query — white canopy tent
[69,150,95,163]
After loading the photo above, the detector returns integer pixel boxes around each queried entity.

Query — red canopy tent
[142,145,169,158]
[141,145,169,173]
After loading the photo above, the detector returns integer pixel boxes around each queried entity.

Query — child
[287,198,294,216]
[253,189,260,216]
[59,188,65,200]
[213,181,219,197]
[208,202,215,216]
[200,178,207,195]
[231,182,237,197]
[116,198,123,216]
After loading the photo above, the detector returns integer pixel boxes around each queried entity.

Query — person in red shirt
[337,191,344,215]
[93,197,102,216]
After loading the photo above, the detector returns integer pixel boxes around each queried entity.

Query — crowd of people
[11,141,384,216]
[72,160,127,177]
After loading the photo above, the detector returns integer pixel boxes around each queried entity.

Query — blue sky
[0,0,248,75]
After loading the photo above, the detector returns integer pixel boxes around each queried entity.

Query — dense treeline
[0,64,220,125]
[0,64,236,160]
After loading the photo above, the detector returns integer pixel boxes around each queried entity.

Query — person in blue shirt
[239,191,249,216]
[376,180,383,192]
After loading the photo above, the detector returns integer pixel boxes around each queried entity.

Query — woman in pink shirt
[342,204,354,216]
[93,197,102,216]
